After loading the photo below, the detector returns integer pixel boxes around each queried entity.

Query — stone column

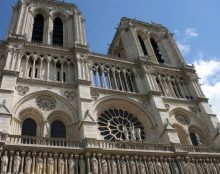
[143,157,149,174]
[8,151,14,174]
[31,152,37,174]
[116,155,121,174]
[106,155,111,174]
[64,154,68,174]
[43,153,47,174]
[125,156,131,174]
[176,156,184,174]
[97,153,102,174]
[73,11,80,44]
[134,156,140,174]
[75,155,79,174]
[85,153,91,174]
[54,153,58,174]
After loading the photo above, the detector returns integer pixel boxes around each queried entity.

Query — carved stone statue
[203,161,211,174]
[210,162,218,174]
[79,155,86,174]
[13,151,21,174]
[195,162,203,174]
[135,128,142,141]
[138,161,146,174]
[110,157,117,174]
[58,154,65,174]
[163,159,171,174]
[182,161,189,174]
[68,154,75,174]
[123,125,129,141]
[155,159,163,174]
[25,152,32,174]
[47,153,54,174]
[44,121,50,137]
[36,152,43,174]
[101,158,108,174]
[147,159,155,174]
[189,162,197,174]
[120,158,127,174]
[129,158,136,174]
[91,154,98,174]
[1,151,8,174]
[195,133,202,145]
[129,124,136,142]
[173,162,179,174]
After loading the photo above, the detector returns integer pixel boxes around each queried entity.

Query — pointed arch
[31,14,44,43]
[150,38,164,63]
[53,17,63,46]
[137,35,148,56]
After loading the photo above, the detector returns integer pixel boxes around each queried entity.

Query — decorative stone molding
[64,91,75,101]
[15,86,29,96]
[91,92,99,101]
[175,114,190,125]
[36,95,56,111]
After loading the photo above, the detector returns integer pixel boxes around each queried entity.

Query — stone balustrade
[0,134,220,173]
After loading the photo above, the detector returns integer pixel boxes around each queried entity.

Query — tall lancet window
[137,35,148,56]
[150,38,165,63]
[53,17,63,46]
[32,14,44,43]
[22,118,37,137]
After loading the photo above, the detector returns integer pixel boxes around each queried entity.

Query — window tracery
[19,52,75,83]
[98,108,145,141]
[175,114,190,125]
[155,74,193,100]
[36,95,56,111]
[92,63,137,93]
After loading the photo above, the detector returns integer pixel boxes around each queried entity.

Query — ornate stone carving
[47,153,54,174]
[175,114,190,125]
[64,91,75,101]
[13,151,21,174]
[36,95,56,111]
[15,86,29,96]
[91,92,99,101]
[58,154,65,174]
[1,151,8,174]
[24,152,32,174]
[68,154,75,174]
[101,157,108,174]
[91,154,98,174]
[36,152,43,174]
[79,155,86,174]
[110,157,117,174]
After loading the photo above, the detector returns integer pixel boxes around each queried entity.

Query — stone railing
[4,134,220,154]
[6,135,83,148]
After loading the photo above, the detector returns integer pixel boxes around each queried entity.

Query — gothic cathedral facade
[0,0,220,173]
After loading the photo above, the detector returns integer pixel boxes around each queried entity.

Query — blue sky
[1,0,220,117]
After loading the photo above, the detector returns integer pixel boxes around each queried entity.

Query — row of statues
[122,124,142,142]
[1,150,220,174]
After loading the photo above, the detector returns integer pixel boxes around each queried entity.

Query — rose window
[98,108,145,141]
[175,114,190,125]
[36,95,56,111]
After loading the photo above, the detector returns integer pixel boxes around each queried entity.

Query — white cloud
[176,27,198,56]
[177,41,190,55]
[193,59,220,118]
[184,28,198,39]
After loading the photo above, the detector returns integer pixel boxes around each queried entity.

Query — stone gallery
[0,0,220,173]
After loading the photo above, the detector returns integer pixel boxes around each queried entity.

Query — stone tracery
[36,95,56,111]
[98,108,145,141]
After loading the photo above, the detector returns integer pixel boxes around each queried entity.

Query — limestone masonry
[0,0,220,173]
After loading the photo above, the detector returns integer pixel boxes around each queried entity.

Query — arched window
[190,132,198,146]
[150,38,164,63]
[138,35,148,56]
[53,17,63,46]
[51,121,66,138]
[32,14,44,43]
[22,118,37,136]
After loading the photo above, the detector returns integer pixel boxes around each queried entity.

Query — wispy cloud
[184,28,198,39]
[193,59,220,118]
[175,27,198,56]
